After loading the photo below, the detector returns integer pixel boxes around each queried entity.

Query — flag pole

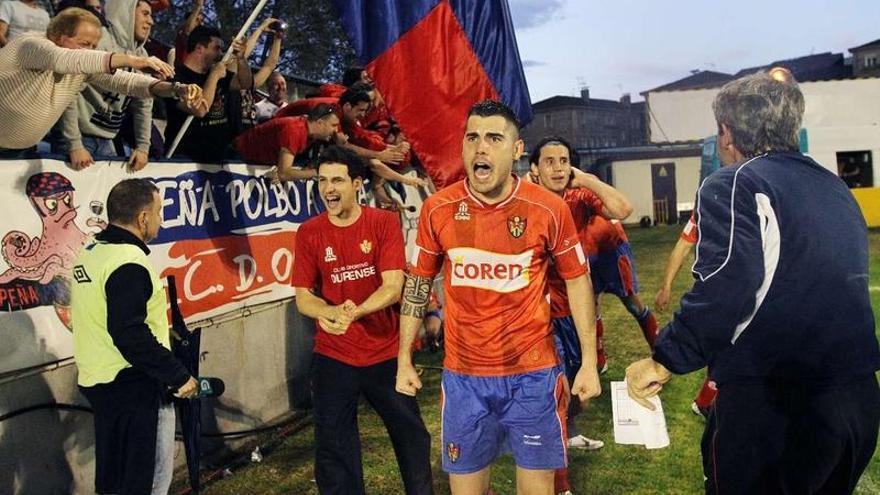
[165,0,271,159]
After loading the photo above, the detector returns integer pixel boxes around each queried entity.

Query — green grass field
[191,227,880,495]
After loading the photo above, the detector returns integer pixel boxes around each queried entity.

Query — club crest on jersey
[453,201,470,221]
[360,239,372,254]
[324,246,337,263]
[447,442,460,463]
[507,216,527,238]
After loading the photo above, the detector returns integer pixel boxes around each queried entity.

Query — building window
[544,114,552,127]
[836,151,873,188]
[865,56,878,68]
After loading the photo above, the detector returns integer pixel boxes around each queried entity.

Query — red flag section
[367,2,499,187]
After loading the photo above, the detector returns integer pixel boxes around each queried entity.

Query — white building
[604,48,880,226]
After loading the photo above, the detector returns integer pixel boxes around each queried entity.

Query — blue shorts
[441,366,569,473]
[553,316,582,384]
[589,242,640,298]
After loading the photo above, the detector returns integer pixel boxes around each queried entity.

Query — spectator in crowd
[0,7,201,158]
[333,85,425,187]
[234,103,339,182]
[163,25,252,162]
[169,0,203,64]
[54,0,160,171]
[0,0,50,47]
[316,65,371,98]
[276,85,424,187]
[626,70,880,494]
[57,0,107,25]
[72,178,198,495]
[255,71,288,122]
[292,146,433,495]
[228,17,284,135]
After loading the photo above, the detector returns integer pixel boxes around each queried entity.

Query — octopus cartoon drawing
[0,172,105,328]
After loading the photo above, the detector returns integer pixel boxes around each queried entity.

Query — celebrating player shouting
[292,146,432,495]
[396,100,601,495]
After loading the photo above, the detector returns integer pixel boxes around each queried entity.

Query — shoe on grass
[568,434,604,450]
[691,401,710,419]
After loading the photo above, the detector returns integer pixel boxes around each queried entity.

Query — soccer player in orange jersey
[528,136,632,494]
[395,101,601,495]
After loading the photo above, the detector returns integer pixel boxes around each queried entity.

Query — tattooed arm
[395,274,433,396]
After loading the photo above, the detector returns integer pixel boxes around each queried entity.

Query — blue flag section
[330,0,532,187]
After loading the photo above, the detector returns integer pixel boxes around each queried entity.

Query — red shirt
[410,177,587,376]
[318,83,346,98]
[274,97,340,119]
[585,215,628,256]
[344,121,386,152]
[174,32,189,62]
[680,212,698,244]
[548,188,604,318]
[292,207,406,366]
[235,117,310,165]
[362,104,391,129]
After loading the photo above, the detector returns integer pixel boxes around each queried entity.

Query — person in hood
[53,0,159,171]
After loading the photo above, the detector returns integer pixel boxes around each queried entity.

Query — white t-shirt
[255,98,287,123]
[0,1,50,42]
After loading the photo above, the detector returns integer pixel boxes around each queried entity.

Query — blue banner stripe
[449,0,533,125]
[331,0,440,64]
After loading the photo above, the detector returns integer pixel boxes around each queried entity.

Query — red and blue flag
[331,0,533,188]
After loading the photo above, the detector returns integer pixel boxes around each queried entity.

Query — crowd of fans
[0,0,427,202]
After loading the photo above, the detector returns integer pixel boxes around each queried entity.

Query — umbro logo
[73,265,91,283]
[453,201,470,221]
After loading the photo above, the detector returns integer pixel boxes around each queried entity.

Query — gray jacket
[59,0,152,152]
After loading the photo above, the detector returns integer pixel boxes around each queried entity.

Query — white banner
[0,158,323,375]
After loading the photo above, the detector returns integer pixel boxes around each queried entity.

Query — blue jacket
[653,151,880,384]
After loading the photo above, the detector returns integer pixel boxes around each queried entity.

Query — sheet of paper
[611,380,670,449]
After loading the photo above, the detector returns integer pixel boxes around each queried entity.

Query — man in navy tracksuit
[626,68,880,494]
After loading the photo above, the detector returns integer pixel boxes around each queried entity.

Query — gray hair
[712,71,805,158]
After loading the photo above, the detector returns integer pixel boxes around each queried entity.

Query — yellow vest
[71,240,170,387]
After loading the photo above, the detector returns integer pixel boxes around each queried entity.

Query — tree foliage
[152,0,357,83]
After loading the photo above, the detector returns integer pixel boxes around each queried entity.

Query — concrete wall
[0,301,315,494]
[611,155,702,222]
[646,78,880,186]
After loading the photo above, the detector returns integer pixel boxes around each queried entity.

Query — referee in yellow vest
[72,178,197,495]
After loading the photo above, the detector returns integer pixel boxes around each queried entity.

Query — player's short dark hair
[186,25,222,53]
[307,103,337,122]
[468,100,520,132]
[529,136,575,166]
[339,88,372,109]
[342,66,365,87]
[318,146,366,180]
[107,179,158,225]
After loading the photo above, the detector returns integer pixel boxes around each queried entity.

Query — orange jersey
[585,215,628,256]
[547,188,604,317]
[410,177,587,376]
